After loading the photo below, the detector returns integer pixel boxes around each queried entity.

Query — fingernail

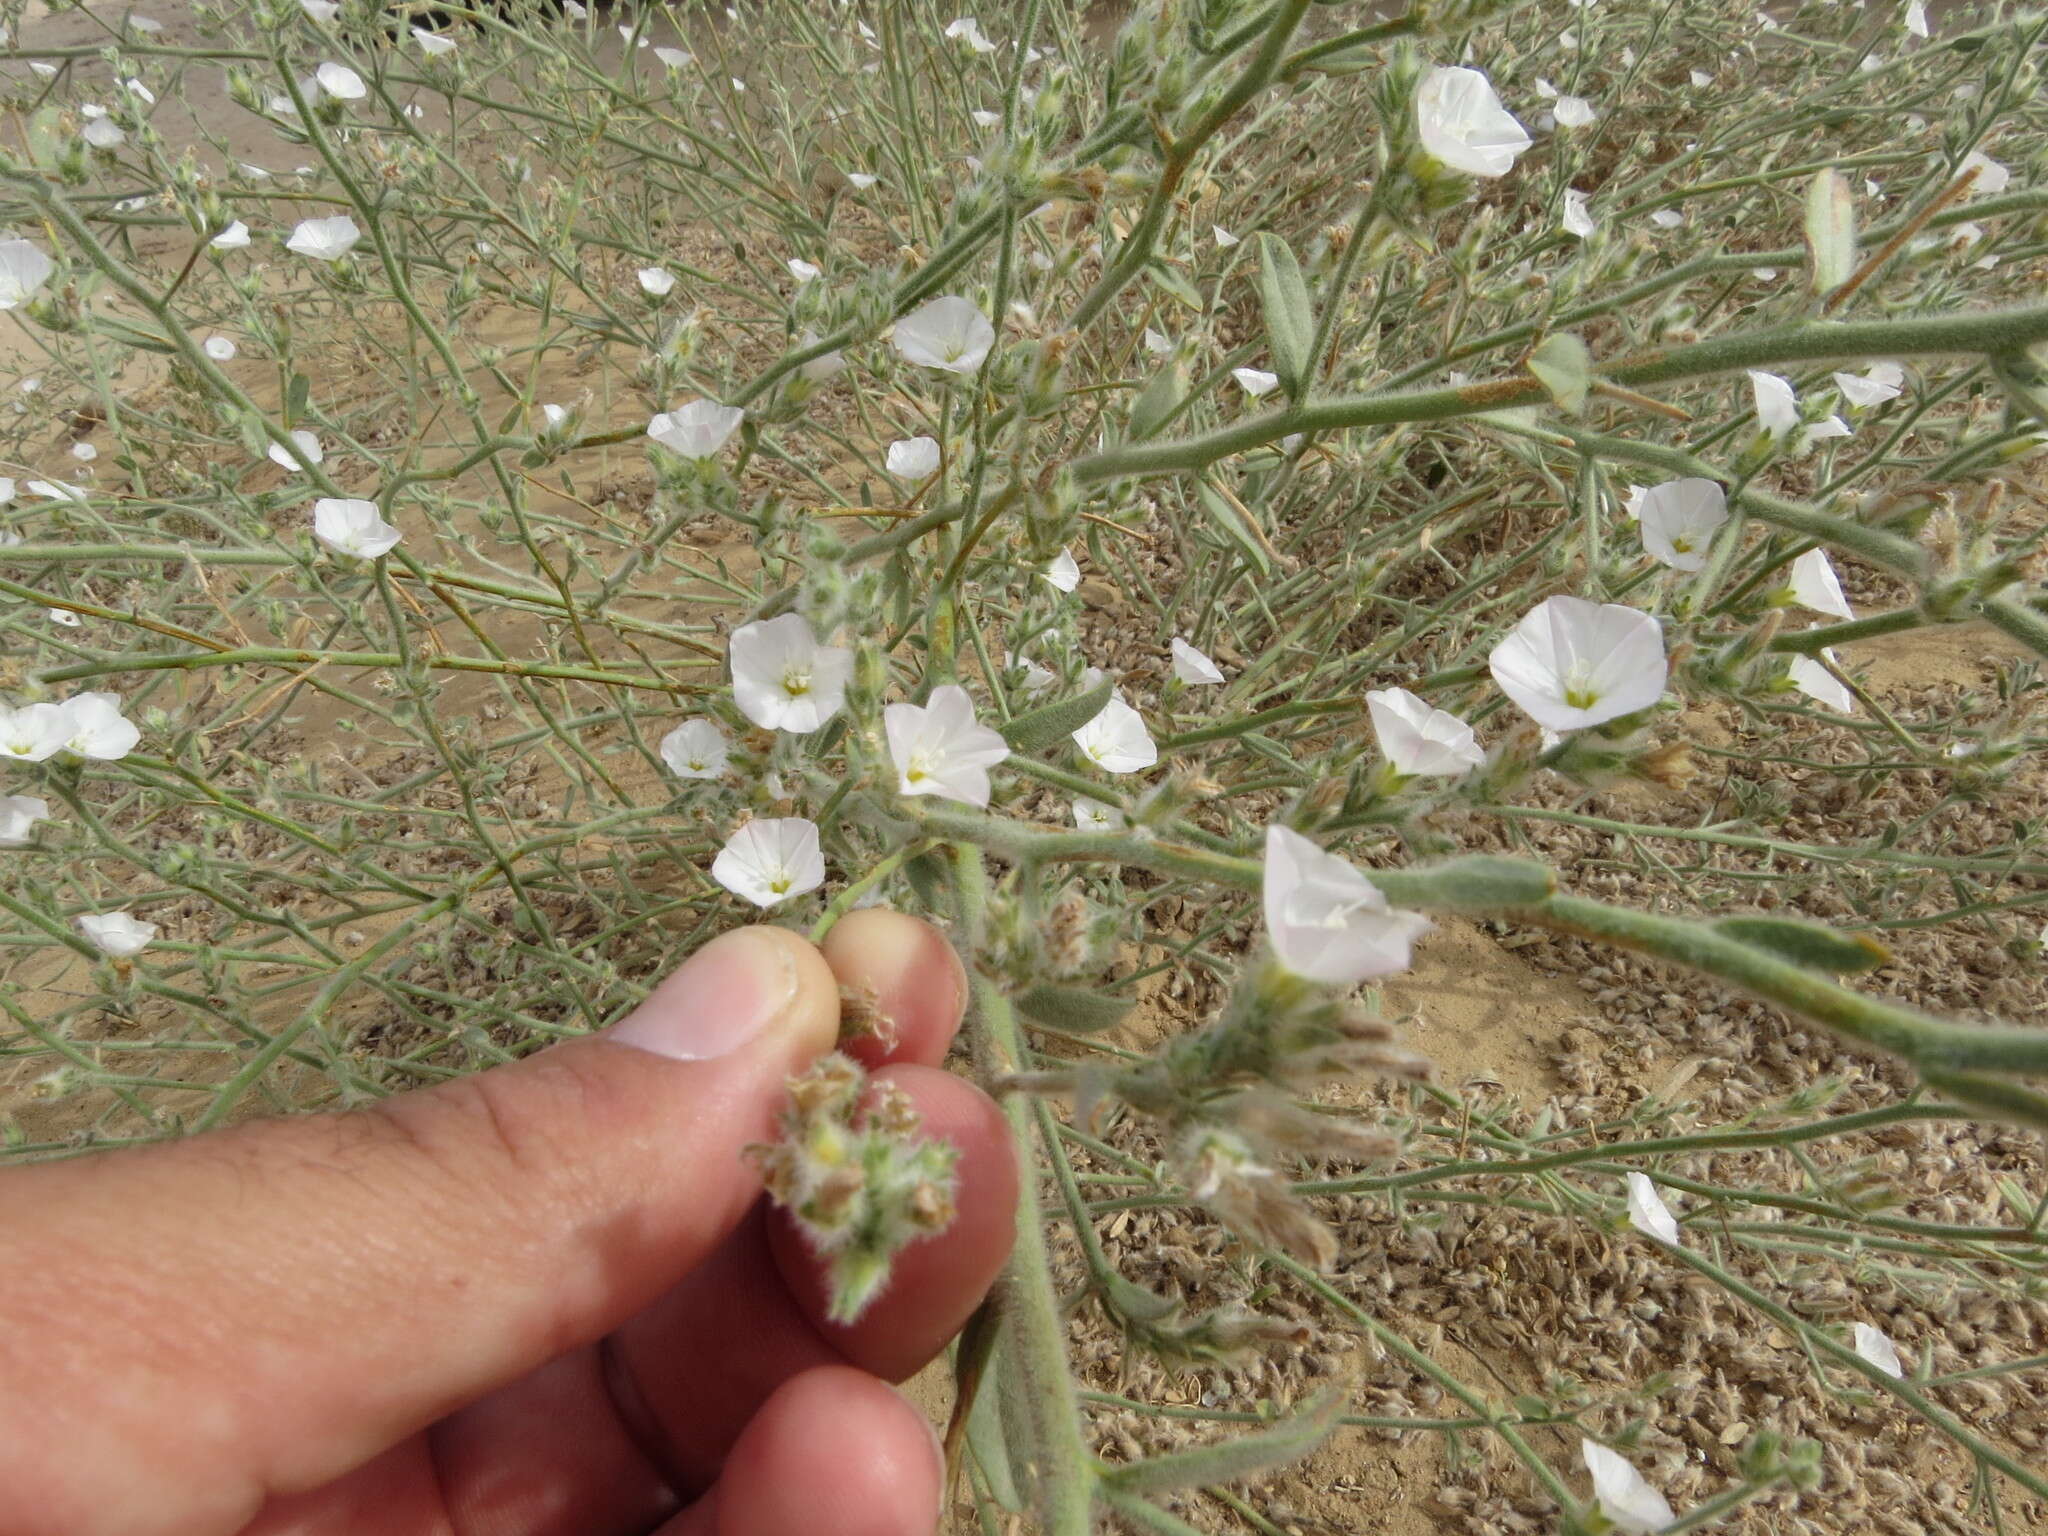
[607,927,798,1061]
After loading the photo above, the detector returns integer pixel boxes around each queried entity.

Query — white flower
[414,26,457,55]
[312,498,401,558]
[1489,596,1667,731]
[653,46,692,69]
[0,704,68,763]
[796,329,845,383]
[893,295,995,373]
[28,480,87,504]
[1232,367,1279,398]
[0,239,55,310]
[1635,478,1728,572]
[49,608,81,627]
[1553,94,1596,128]
[563,1,586,17]
[659,718,729,779]
[728,613,852,733]
[1853,1322,1904,1378]
[315,61,366,100]
[1044,548,1081,593]
[1789,549,1853,619]
[1072,697,1156,773]
[885,684,1010,806]
[1367,688,1483,777]
[787,257,821,283]
[1689,68,1713,87]
[1212,224,1241,248]
[0,795,50,845]
[1262,824,1430,985]
[1802,415,1852,448]
[886,436,941,478]
[1581,1440,1676,1535]
[636,266,676,296]
[1749,370,1800,435]
[971,109,1001,128]
[1649,208,1684,229]
[1788,652,1855,713]
[210,221,250,250]
[943,16,996,53]
[286,215,360,261]
[846,171,880,191]
[1626,1171,1680,1244]
[267,428,323,472]
[299,0,338,20]
[1621,484,1648,520]
[1562,188,1596,238]
[647,400,744,459]
[1834,361,1904,408]
[712,817,826,907]
[1904,0,1929,36]
[1170,638,1225,685]
[1415,66,1531,179]
[203,335,238,361]
[54,693,139,760]
[77,911,158,958]
[1009,652,1055,694]
[83,115,126,149]
[71,442,97,463]
[1073,797,1125,831]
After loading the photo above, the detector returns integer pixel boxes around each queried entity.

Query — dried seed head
[1635,738,1699,792]
[835,979,899,1052]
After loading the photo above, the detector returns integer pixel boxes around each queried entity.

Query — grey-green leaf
[1016,983,1132,1034]
[1717,916,1890,975]
[1127,361,1187,442]
[1194,482,1273,579]
[1103,1385,1344,1496]
[1254,232,1316,397]
[1001,677,1115,752]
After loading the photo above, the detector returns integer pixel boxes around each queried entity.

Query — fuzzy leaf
[1016,983,1132,1034]
[957,1306,1026,1513]
[1717,916,1890,974]
[1103,1386,1344,1496]
[1001,677,1115,752]
[1804,167,1857,296]
[1145,260,1204,313]
[1528,332,1593,414]
[1254,233,1316,397]
[1195,482,1273,579]
[1127,361,1187,442]
[1372,855,1557,910]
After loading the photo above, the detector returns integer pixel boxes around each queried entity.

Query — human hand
[0,911,1016,1536]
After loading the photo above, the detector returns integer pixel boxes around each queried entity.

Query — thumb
[0,924,838,1534]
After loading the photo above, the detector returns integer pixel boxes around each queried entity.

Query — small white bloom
[1689,68,1713,87]
[1415,66,1531,179]
[299,0,339,20]
[1232,367,1279,398]
[27,480,87,504]
[1366,688,1483,777]
[1143,327,1173,356]
[1649,208,1684,229]
[49,608,80,628]
[1904,0,1929,36]
[1789,549,1854,619]
[203,335,238,361]
[659,718,729,779]
[0,795,51,845]
[1621,484,1648,520]
[728,613,852,733]
[1211,224,1241,249]
[267,428,323,472]
[210,220,251,250]
[885,684,1011,806]
[1961,150,2009,195]
[1073,797,1125,831]
[797,329,846,383]
[1788,652,1855,713]
[563,1,587,17]
[1489,596,1667,732]
[1262,824,1430,985]
[971,108,1001,128]
[52,693,139,760]
[1553,94,1596,128]
[414,26,457,55]
[1072,697,1156,774]
[540,402,569,429]
[83,115,127,150]
[1749,370,1803,436]
[315,61,366,100]
[893,295,995,373]
[1834,361,1904,408]
[1562,188,1596,238]
[0,704,69,763]
[77,911,158,958]
[1626,1171,1680,1244]
[1044,548,1081,593]
[647,400,744,459]
[286,215,360,262]
[1853,1322,1904,1378]
[787,257,821,283]
[653,45,692,68]
[1635,478,1728,572]
[846,171,880,191]
[1170,638,1225,685]
[1581,1440,1676,1535]
[70,442,97,463]
[636,266,676,296]
[943,16,996,53]
[0,239,56,310]
[1802,414,1853,448]
[311,498,401,558]
[712,817,826,907]
[1010,652,1056,694]
[886,436,941,479]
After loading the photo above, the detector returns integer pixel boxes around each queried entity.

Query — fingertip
[711,1366,942,1536]
[770,1065,1017,1381]
[821,909,968,1068]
